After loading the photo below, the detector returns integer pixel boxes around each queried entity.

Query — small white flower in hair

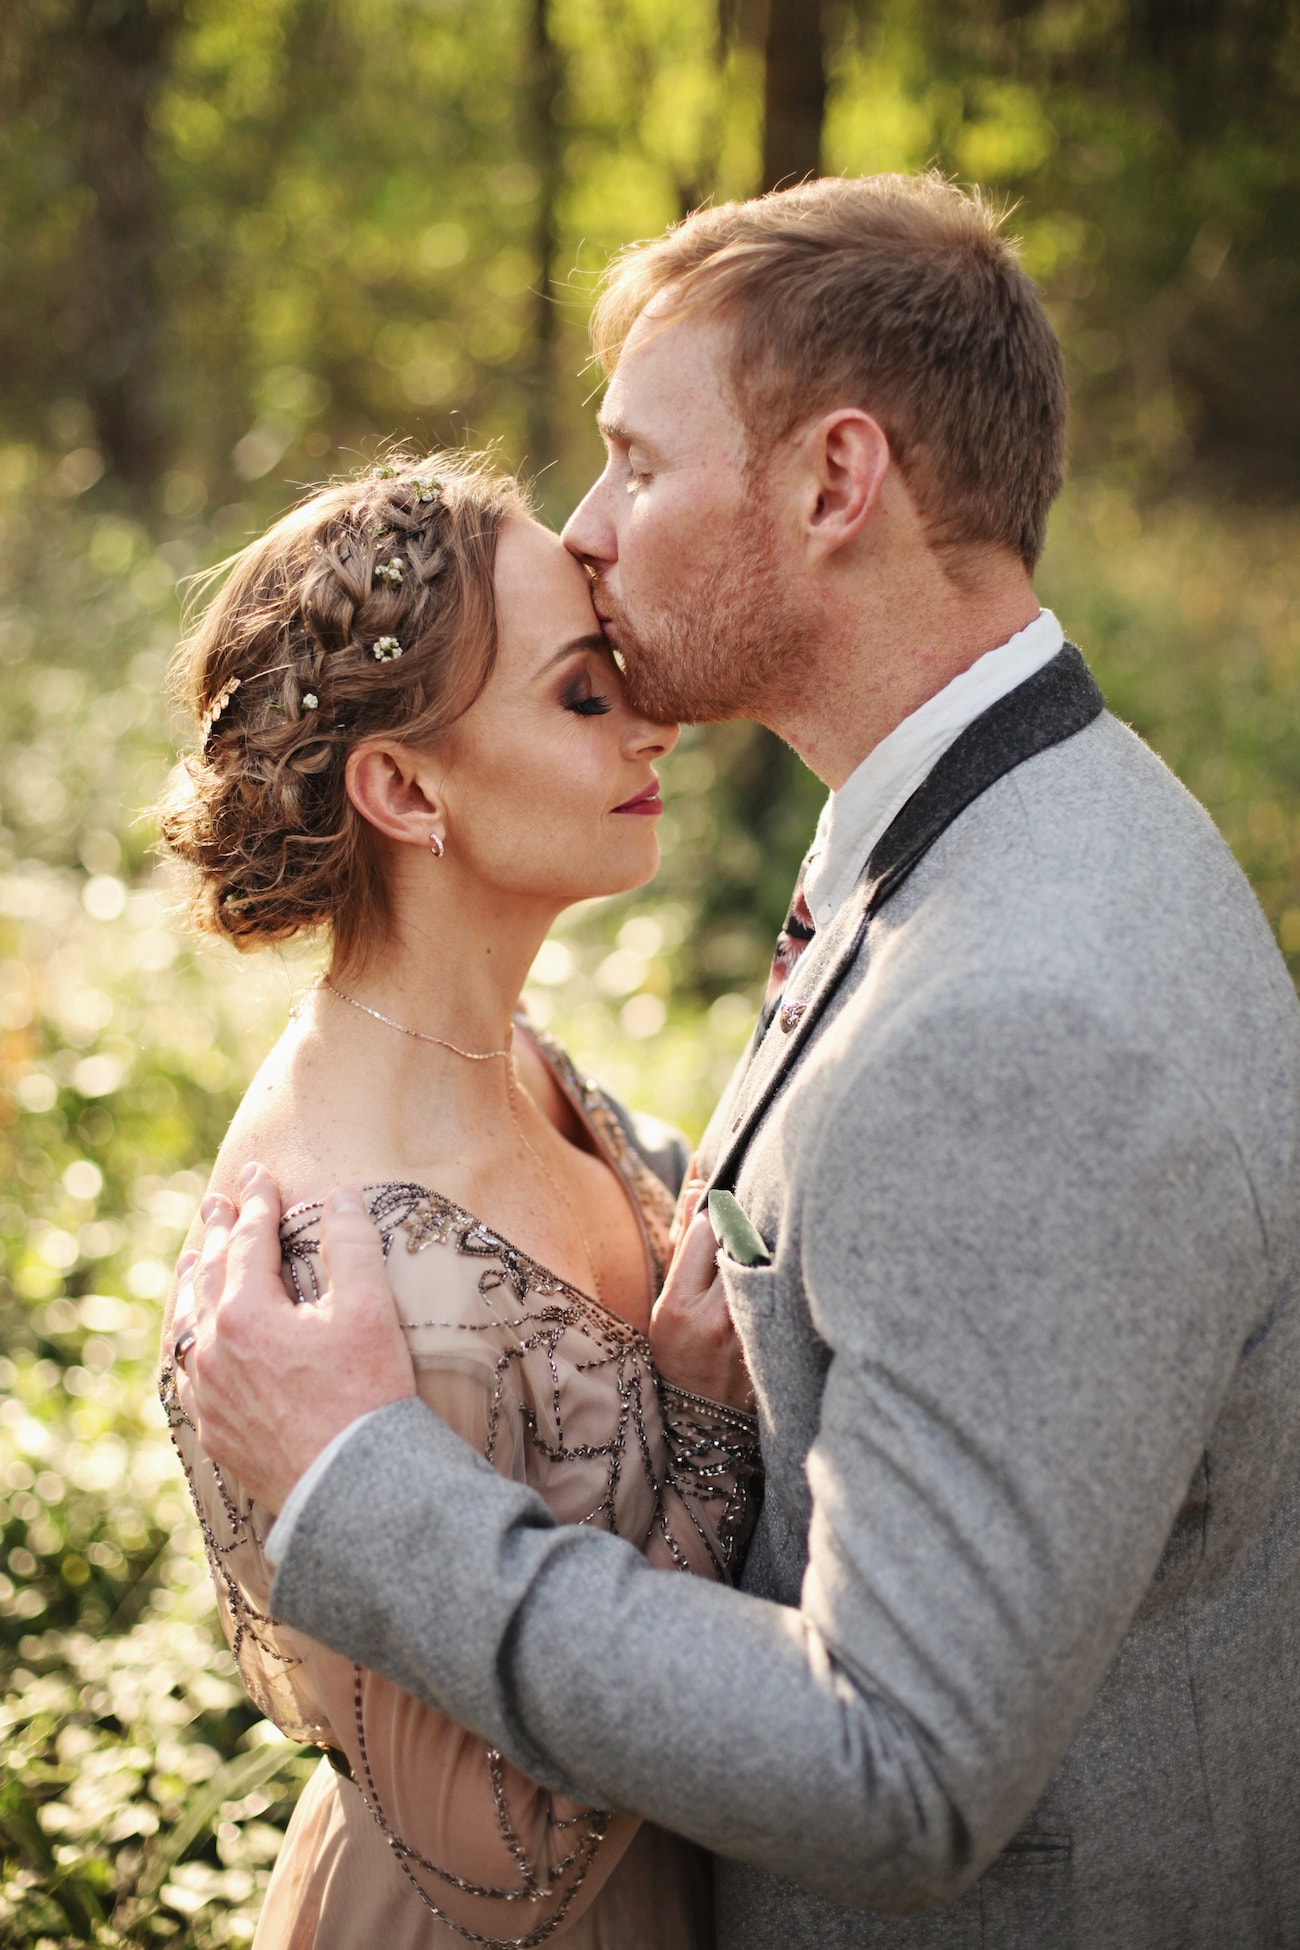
[372,636,403,661]
[302,693,319,710]
[374,557,404,586]
[413,478,442,503]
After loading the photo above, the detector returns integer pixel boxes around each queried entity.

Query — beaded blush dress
[162,1029,761,1950]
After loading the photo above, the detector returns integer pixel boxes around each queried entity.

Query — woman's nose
[628,715,679,758]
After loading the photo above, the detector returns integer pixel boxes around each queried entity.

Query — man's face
[561,308,806,726]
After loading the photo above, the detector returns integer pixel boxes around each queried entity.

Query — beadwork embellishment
[161,1032,761,1944]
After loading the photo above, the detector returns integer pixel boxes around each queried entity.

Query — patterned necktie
[758,859,816,1037]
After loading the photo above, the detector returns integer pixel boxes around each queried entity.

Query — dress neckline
[279,1178,652,1347]
[276,1020,669,1334]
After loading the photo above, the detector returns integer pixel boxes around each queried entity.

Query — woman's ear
[799,409,892,561]
[344,741,445,848]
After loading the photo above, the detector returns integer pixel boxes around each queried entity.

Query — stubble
[597,498,808,728]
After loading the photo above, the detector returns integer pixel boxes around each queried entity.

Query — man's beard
[598,501,807,726]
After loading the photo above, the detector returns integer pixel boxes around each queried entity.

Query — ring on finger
[173,1325,198,1371]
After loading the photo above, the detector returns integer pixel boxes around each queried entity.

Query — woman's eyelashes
[562,676,613,717]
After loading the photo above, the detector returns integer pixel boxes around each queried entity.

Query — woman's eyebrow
[536,632,610,675]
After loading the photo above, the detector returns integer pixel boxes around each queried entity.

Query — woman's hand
[649,1211,754,1413]
[668,1168,707,1252]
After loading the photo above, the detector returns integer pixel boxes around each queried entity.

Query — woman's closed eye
[563,675,613,717]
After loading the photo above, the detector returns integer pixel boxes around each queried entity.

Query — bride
[157,453,759,1949]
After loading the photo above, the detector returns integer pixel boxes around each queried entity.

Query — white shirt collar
[802,609,1066,928]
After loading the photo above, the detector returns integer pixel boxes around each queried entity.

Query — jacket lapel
[707,644,1104,1197]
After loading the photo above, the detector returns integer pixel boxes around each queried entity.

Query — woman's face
[437,518,679,906]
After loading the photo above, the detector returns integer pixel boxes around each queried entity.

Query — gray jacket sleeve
[270,990,1269,1912]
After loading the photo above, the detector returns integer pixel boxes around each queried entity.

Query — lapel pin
[778,1001,808,1034]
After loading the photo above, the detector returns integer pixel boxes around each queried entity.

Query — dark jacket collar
[861,641,1103,914]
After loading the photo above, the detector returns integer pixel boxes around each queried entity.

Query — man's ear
[798,409,892,561]
[345,740,445,847]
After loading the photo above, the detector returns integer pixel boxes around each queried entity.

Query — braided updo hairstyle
[160,452,530,967]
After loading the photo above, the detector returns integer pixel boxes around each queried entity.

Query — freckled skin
[562,313,809,727]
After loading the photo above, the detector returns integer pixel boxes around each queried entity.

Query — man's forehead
[600,307,739,439]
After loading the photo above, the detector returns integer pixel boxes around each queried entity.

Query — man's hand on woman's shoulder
[171,1164,417,1513]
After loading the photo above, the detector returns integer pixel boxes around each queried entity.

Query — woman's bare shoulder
[205,1027,392,1214]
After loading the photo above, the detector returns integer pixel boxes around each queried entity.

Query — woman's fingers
[669,1172,708,1254]
[650,1212,754,1410]
[651,1213,724,1385]
[670,1209,722,1297]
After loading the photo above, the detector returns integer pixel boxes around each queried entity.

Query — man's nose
[561,478,615,569]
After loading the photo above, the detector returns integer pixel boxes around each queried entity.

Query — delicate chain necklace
[317,978,605,1305]
[321,978,510,1060]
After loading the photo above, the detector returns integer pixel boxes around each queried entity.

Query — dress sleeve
[166,1144,759,1939]
[295,1347,644,1944]
[647,1383,763,1581]
[163,1299,640,1942]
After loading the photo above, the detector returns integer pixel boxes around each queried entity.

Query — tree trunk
[724,1,826,891]
[522,0,564,474]
[74,0,179,487]
[762,0,826,190]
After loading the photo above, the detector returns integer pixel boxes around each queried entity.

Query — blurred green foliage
[0,0,1297,1940]
[3,0,1298,506]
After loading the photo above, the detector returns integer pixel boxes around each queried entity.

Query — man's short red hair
[592,172,1067,571]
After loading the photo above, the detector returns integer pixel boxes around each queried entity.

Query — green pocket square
[707,1189,773,1267]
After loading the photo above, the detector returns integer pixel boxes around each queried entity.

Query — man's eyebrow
[597,413,665,468]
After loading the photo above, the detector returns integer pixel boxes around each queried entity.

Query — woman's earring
[429,832,445,859]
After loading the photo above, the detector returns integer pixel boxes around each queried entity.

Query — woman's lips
[613,782,663,815]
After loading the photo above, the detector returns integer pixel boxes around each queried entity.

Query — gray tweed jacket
[273,646,1300,1948]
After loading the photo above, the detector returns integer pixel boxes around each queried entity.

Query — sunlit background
[1,0,1297,1940]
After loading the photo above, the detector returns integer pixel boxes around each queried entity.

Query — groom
[177,174,1300,1946]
